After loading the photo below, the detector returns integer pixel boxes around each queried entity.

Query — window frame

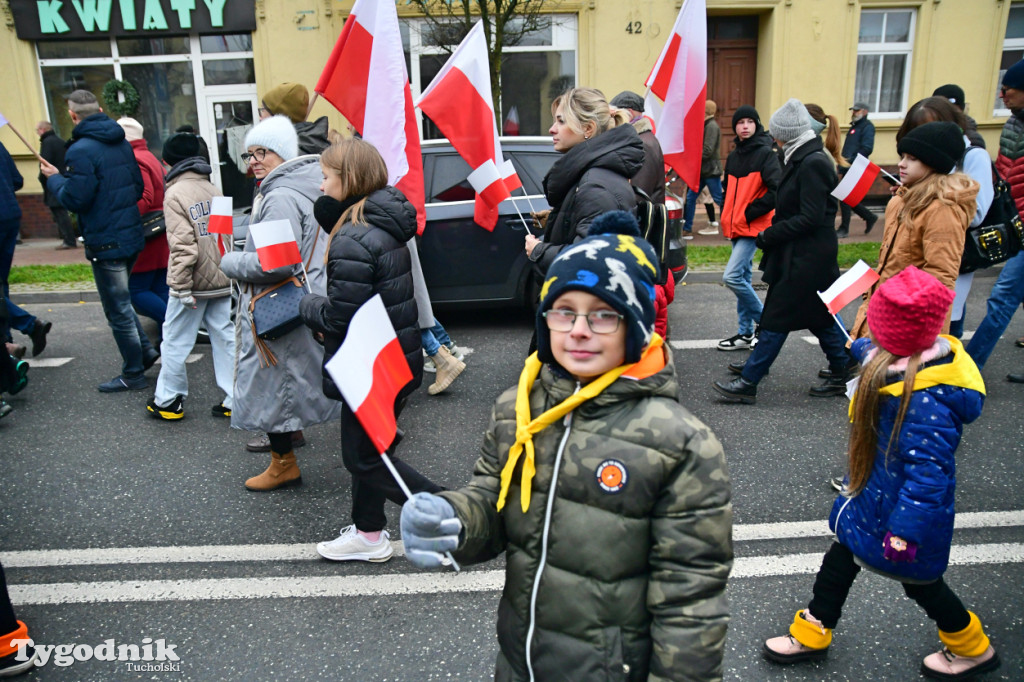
[996,3,1024,116]
[404,14,578,138]
[854,8,917,120]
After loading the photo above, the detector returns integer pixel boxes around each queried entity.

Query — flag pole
[5,122,45,163]
[880,167,901,186]
[305,92,320,121]
[379,452,461,572]
[299,261,312,293]
[819,290,854,343]
[507,197,533,236]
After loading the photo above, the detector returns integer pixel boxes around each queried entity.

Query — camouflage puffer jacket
[440,349,733,682]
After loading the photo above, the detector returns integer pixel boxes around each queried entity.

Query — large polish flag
[326,294,412,453]
[416,21,510,230]
[832,154,881,207]
[315,0,426,234]
[644,0,707,191]
[249,219,302,272]
[818,260,880,315]
[207,196,233,235]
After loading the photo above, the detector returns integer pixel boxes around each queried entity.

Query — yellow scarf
[848,336,985,420]
[496,334,665,513]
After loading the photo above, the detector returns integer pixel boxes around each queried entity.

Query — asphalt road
[1,273,1022,681]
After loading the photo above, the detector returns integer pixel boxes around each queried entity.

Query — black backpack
[958,146,1024,273]
[634,187,672,285]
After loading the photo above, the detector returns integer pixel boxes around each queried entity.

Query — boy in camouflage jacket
[402,211,733,681]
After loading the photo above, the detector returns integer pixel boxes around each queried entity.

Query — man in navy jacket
[836,102,878,237]
[41,90,157,392]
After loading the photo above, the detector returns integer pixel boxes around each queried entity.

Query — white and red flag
[0,111,8,128]
[832,154,881,207]
[207,196,233,235]
[248,219,302,272]
[643,0,707,191]
[325,294,412,454]
[503,106,520,136]
[818,259,880,315]
[416,20,510,231]
[500,159,523,193]
[315,0,426,234]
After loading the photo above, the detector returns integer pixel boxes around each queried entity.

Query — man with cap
[836,102,878,237]
[40,90,158,393]
[966,58,1024,378]
[932,84,985,148]
[259,83,330,155]
[610,90,664,204]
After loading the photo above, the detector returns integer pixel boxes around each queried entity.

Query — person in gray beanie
[714,97,852,404]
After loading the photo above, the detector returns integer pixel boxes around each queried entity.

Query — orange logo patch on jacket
[596,460,628,493]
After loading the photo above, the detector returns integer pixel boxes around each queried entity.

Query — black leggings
[808,542,971,633]
[0,562,19,636]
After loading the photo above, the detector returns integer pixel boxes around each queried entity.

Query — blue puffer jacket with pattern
[829,337,984,582]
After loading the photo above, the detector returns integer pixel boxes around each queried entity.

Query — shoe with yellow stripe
[147,395,185,420]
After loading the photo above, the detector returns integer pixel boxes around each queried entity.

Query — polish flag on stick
[315,0,426,234]
[832,154,882,207]
[643,0,707,191]
[818,259,880,341]
[0,110,45,163]
[325,295,460,572]
[416,21,510,231]
[248,219,307,289]
[208,195,233,255]
[498,159,534,235]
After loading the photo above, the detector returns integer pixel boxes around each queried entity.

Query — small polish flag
[207,196,233,235]
[503,106,520,136]
[500,159,523,193]
[0,111,8,128]
[248,219,302,272]
[832,154,881,207]
[818,260,880,315]
[325,294,412,453]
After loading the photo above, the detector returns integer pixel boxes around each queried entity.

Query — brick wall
[16,195,59,239]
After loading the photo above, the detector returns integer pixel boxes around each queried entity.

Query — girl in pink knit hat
[763,266,999,680]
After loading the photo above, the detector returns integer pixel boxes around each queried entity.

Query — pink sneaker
[920,645,1000,680]
[763,633,829,664]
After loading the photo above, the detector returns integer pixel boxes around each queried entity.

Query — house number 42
[625,21,642,34]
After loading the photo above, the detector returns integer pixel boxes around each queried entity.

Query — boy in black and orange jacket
[716,105,782,352]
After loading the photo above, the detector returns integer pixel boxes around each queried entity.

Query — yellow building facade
[0,0,1016,233]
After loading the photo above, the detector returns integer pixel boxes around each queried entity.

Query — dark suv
[419,137,556,308]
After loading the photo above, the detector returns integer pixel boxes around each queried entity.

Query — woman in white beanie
[713,98,853,404]
[220,115,340,490]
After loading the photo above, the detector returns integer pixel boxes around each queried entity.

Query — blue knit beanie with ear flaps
[536,211,659,365]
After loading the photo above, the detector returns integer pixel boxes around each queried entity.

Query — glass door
[202,94,257,208]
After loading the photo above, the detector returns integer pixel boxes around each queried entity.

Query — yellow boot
[921,612,1000,680]
[763,610,831,664]
[428,345,466,395]
[245,450,301,491]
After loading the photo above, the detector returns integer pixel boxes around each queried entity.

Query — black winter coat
[755,138,840,332]
[299,186,422,402]
[532,124,643,273]
[38,130,66,207]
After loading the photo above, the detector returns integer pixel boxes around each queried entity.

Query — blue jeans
[420,319,453,357]
[723,237,762,336]
[683,177,724,232]
[129,268,169,325]
[741,324,850,385]
[92,257,155,380]
[965,250,1024,369]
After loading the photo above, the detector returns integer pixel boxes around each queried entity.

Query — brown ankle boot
[428,345,466,395]
[245,450,302,491]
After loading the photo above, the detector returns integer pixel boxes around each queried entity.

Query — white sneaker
[423,354,437,373]
[317,525,393,562]
[446,343,465,362]
[698,227,720,236]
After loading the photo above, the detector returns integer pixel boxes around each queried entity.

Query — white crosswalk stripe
[25,354,205,368]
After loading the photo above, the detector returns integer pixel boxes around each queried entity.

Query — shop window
[40,64,115,137]
[996,4,1024,114]
[202,59,256,86]
[120,62,196,158]
[853,9,915,116]
[117,36,189,57]
[36,39,111,59]
[406,14,577,139]
[201,34,252,53]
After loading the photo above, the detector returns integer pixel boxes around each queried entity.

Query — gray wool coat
[220,155,341,433]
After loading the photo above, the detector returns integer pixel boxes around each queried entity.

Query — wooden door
[707,16,759,170]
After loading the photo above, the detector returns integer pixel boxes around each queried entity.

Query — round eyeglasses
[543,309,624,334]
[240,148,269,164]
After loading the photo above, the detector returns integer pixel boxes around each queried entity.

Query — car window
[511,152,558,195]
[428,153,475,203]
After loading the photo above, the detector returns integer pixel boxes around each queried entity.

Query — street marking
[670,340,723,350]
[23,357,72,368]
[9,543,1024,605]
[4,511,1021,569]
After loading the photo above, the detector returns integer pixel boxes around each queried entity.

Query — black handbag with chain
[959,161,1023,274]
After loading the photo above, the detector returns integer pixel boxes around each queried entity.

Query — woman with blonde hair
[300,138,443,563]
[525,87,643,274]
